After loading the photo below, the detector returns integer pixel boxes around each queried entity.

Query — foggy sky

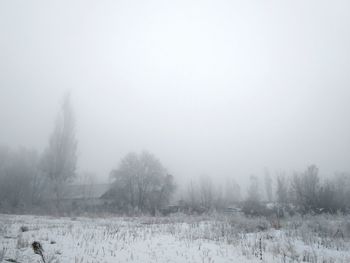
[1,0,350,186]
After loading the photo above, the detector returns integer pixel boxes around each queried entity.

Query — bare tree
[41,93,77,211]
[108,151,175,213]
[318,180,337,213]
[264,169,273,202]
[242,175,264,216]
[276,173,288,205]
[0,147,40,211]
[333,173,350,212]
[290,165,320,212]
[199,174,213,209]
[224,177,241,204]
[247,175,260,202]
[187,180,199,208]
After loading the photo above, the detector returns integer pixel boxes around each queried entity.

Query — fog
[1,0,350,188]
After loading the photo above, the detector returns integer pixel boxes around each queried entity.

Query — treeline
[274,165,350,214]
[0,94,77,214]
[1,93,350,217]
[181,175,241,213]
[180,165,350,216]
[0,93,176,215]
[0,146,44,212]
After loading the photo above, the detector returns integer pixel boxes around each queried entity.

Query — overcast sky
[1,0,350,186]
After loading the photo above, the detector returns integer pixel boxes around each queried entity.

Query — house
[60,183,111,209]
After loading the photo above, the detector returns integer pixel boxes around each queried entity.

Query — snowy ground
[1,214,350,263]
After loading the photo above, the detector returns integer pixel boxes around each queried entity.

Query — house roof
[62,184,110,200]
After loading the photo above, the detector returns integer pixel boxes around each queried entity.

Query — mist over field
[1,1,350,262]
[1,0,350,187]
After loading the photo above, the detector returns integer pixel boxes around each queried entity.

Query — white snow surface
[1,214,350,262]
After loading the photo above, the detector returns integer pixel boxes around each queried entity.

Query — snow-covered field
[1,214,350,263]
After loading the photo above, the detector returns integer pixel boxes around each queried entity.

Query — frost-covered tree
[291,165,320,212]
[264,169,273,202]
[108,151,175,213]
[242,175,265,216]
[333,173,350,212]
[0,146,40,211]
[224,177,241,204]
[247,175,260,202]
[276,173,288,205]
[187,180,199,208]
[199,174,213,209]
[41,94,77,210]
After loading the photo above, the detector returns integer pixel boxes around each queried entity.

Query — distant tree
[264,169,273,202]
[0,146,11,208]
[242,175,265,216]
[318,180,337,213]
[247,175,260,202]
[303,165,320,208]
[199,175,213,209]
[291,165,320,213]
[41,94,77,210]
[108,151,175,214]
[213,184,225,210]
[187,180,199,208]
[333,173,350,212]
[0,147,40,211]
[276,173,288,205]
[224,177,241,204]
